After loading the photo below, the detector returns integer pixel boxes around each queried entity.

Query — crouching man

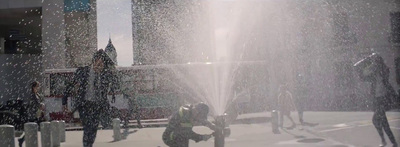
[163,102,216,147]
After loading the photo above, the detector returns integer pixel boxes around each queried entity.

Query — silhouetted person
[278,84,296,129]
[355,53,397,147]
[296,101,304,125]
[162,102,216,147]
[128,95,142,128]
[62,49,118,147]
[19,81,47,147]
[295,74,306,125]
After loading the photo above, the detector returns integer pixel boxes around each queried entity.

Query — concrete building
[131,0,215,65]
[207,0,400,111]
[290,0,400,110]
[0,0,97,103]
[130,0,400,111]
[238,0,400,111]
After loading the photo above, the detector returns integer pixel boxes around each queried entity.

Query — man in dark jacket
[162,102,216,147]
[62,49,119,147]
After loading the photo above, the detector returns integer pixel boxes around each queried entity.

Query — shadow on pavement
[230,117,271,125]
[281,126,349,146]
[281,129,327,144]
[302,122,319,127]
[108,129,139,143]
[123,129,138,137]
[280,128,306,139]
[297,138,325,143]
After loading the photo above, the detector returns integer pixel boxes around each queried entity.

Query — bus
[43,65,184,122]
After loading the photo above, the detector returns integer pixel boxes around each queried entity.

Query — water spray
[214,113,231,147]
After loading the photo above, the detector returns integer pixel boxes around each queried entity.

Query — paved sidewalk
[32,121,349,147]
[64,112,272,131]
[15,111,400,147]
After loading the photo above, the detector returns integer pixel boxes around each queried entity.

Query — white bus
[43,65,183,122]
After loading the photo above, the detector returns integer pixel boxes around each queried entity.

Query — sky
[97,0,133,66]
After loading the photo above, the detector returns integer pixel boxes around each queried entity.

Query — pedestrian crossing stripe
[333,123,348,128]
[320,118,400,133]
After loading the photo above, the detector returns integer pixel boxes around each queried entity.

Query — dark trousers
[99,101,112,128]
[123,108,142,128]
[79,101,101,147]
[372,109,397,144]
[131,108,142,127]
[163,132,190,147]
[127,98,142,127]
[298,111,304,124]
[279,111,295,127]
[295,99,305,124]
[162,128,204,147]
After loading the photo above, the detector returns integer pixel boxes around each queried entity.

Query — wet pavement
[15,111,400,147]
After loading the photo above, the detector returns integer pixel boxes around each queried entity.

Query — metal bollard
[271,110,279,134]
[25,122,39,147]
[41,122,52,147]
[51,121,60,147]
[113,118,121,141]
[59,120,66,142]
[0,125,15,147]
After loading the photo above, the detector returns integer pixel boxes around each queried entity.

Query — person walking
[355,53,398,147]
[128,95,142,128]
[295,74,306,125]
[162,102,216,147]
[278,84,296,129]
[62,49,119,147]
[18,81,47,147]
[370,56,397,147]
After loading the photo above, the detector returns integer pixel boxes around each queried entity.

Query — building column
[42,0,66,69]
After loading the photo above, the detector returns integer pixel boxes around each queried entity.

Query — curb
[65,119,169,131]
